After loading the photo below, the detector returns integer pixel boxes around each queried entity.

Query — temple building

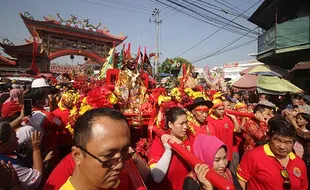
[0,12,127,74]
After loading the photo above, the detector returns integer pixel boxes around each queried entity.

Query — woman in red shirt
[148,107,194,190]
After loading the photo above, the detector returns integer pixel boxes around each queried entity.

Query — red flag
[31,28,39,74]
[125,43,131,56]
[142,47,146,63]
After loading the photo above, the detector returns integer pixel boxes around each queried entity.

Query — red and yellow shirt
[148,136,194,190]
[237,144,308,190]
[188,121,215,138]
[207,115,234,161]
[243,119,268,152]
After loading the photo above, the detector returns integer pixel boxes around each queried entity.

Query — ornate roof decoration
[20,12,127,43]
[2,38,14,46]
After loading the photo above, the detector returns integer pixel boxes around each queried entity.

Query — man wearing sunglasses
[44,108,149,190]
[237,117,308,190]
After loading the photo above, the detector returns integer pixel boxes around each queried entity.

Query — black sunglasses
[77,146,135,168]
[281,169,291,190]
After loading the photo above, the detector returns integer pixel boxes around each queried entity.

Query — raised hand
[31,131,43,150]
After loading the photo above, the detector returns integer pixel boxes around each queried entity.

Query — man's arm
[10,109,24,129]
[132,154,150,182]
[286,114,310,140]
[237,179,246,190]
[244,120,267,140]
[227,114,241,132]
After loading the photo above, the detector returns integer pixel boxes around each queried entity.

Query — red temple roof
[20,13,127,45]
[0,42,43,58]
[0,55,17,66]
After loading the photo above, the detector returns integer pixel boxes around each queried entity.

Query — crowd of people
[0,76,310,190]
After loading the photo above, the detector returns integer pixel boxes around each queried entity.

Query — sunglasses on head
[281,168,291,190]
[77,146,135,168]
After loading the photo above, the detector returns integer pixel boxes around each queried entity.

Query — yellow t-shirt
[60,177,75,190]
[59,177,121,190]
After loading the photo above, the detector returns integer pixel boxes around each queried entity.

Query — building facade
[248,0,310,69]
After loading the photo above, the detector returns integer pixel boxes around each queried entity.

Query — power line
[160,0,180,18]
[160,0,258,37]
[192,39,256,61]
[161,0,200,20]
[196,0,249,19]
[166,23,205,41]
[164,0,257,34]
[154,0,257,38]
[76,0,150,15]
[99,0,153,11]
[177,1,261,57]
[192,27,258,63]
[214,0,248,15]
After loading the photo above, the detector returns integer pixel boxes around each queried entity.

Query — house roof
[290,62,310,72]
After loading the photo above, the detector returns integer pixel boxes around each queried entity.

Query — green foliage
[159,57,193,74]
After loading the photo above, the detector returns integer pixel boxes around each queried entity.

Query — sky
[0,0,262,68]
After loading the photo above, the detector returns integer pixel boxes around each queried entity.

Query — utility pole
[149,8,162,75]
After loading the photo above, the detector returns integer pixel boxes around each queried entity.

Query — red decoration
[135,138,153,161]
[125,159,147,190]
[225,110,254,118]
[86,86,114,108]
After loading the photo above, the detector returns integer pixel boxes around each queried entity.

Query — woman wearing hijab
[183,135,241,190]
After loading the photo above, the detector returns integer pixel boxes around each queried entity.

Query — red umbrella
[232,74,257,91]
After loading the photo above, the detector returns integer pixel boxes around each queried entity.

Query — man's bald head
[74,108,129,148]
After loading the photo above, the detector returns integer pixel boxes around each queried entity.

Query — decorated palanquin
[103,46,156,131]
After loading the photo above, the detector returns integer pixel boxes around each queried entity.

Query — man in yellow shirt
[59,108,148,190]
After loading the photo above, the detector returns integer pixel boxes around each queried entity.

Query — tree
[159,57,193,74]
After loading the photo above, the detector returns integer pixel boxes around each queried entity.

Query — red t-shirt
[148,135,194,190]
[52,108,73,147]
[28,107,65,150]
[44,154,134,190]
[207,115,234,161]
[53,108,70,125]
[188,122,215,138]
[237,144,308,190]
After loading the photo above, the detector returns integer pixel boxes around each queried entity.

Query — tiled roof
[0,42,38,54]
[290,62,310,72]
